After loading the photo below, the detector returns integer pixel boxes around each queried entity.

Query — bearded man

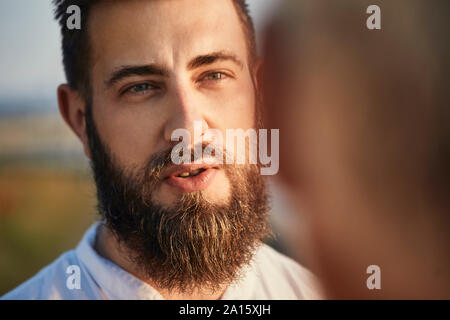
[2,0,320,300]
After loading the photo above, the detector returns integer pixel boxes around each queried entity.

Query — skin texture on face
[86,0,257,208]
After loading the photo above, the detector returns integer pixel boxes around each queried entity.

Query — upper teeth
[178,169,203,177]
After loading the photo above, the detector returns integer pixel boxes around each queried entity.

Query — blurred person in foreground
[263,0,450,299]
[2,0,321,300]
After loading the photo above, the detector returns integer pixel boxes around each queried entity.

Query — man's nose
[163,85,209,147]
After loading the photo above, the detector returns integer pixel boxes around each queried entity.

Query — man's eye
[125,83,154,95]
[204,72,228,81]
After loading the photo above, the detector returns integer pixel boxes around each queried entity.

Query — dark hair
[53,0,257,98]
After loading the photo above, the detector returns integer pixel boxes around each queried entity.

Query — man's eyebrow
[187,51,244,70]
[105,64,169,88]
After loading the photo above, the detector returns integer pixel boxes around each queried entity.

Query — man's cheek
[107,133,159,170]
[217,87,256,128]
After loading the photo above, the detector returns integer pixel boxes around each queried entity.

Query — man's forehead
[88,0,248,71]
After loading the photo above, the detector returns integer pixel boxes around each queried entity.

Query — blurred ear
[57,84,91,159]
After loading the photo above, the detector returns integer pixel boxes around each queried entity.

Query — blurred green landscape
[0,165,97,295]
[0,112,98,295]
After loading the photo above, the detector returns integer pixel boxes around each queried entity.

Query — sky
[0,0,278,112]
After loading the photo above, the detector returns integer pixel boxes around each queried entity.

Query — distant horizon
[0,95,58,116]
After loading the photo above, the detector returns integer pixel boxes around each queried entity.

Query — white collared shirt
[2,222,322,300]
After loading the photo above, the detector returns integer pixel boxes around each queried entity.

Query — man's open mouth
[162,164,219,193]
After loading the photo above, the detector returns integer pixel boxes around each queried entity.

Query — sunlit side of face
[87,0,256,207]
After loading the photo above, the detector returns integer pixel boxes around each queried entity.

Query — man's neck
[93,222,228,300]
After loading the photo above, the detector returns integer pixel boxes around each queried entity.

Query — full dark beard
[85,103,272,294]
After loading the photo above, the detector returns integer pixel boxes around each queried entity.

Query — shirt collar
[75,222,164,300]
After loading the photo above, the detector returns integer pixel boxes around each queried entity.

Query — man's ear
[57,84,91,159]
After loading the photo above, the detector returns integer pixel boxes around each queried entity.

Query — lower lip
[164,168,218,193]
